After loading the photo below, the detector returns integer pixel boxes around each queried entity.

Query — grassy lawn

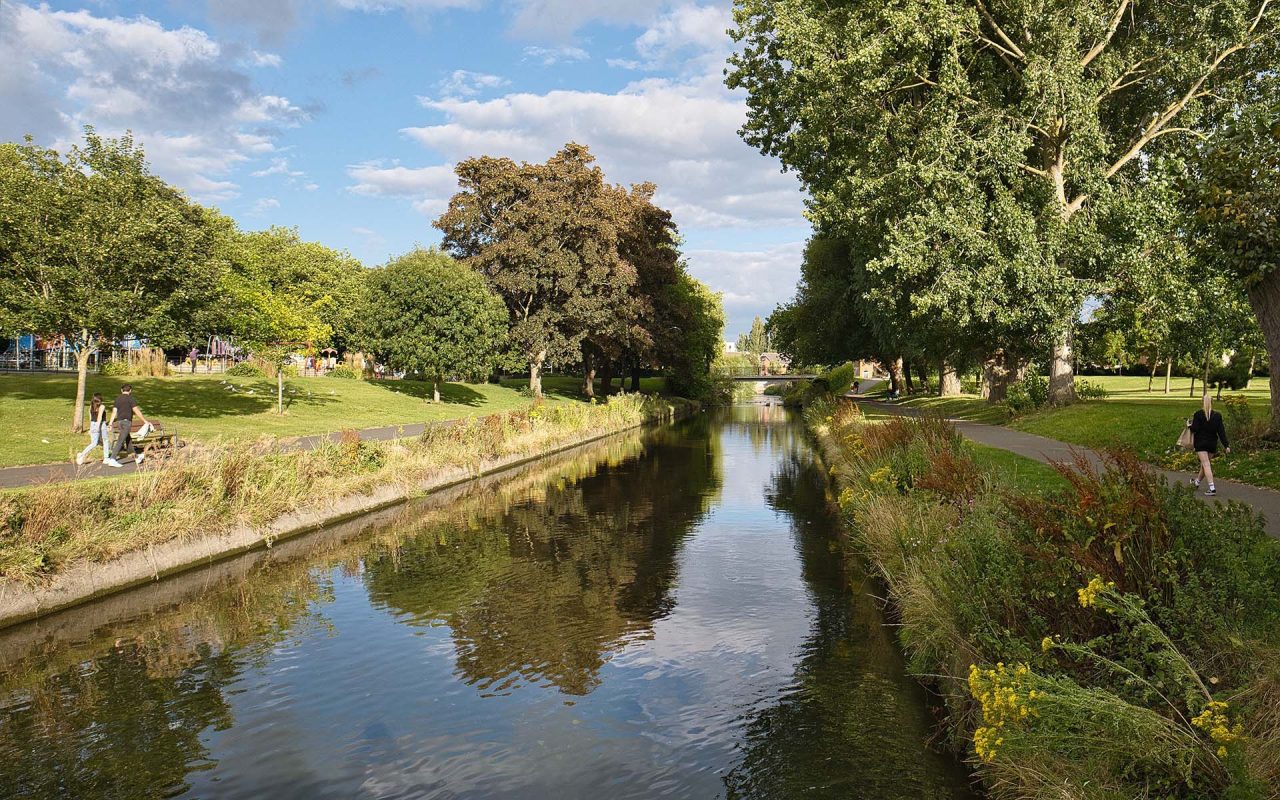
[892,394,1013,423]
[968,442,1068,495]
[0,372,666,469]
[1011,374,1280,489]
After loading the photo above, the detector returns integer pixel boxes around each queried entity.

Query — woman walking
[75,393,110,465]
[1190,394,1231,496]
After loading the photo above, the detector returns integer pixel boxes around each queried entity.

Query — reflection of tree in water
[363,417,722,696]
[726,448,975,800]
[0,568,334,800]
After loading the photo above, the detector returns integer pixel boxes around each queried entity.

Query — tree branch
[1104,43,1246,179]
[1019,163,1050,178]
[1251,0,1272,34]
[1081,0,1131,68]
[973,0,1025,60]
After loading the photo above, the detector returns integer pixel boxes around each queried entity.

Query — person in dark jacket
[1190,394,1230,496]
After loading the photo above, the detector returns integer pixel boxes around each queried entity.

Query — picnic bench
[127,418,180,457]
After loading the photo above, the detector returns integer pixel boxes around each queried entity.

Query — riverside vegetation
[807,397,1280,798]
[0,394,692,585]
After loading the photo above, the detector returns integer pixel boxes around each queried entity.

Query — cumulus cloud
[437,70,510,98]
[400,79,804,229]
[0,3,312,201]
[686,242,805,334]
[252,197,281,213]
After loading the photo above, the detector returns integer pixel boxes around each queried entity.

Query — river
[0,405,974,799]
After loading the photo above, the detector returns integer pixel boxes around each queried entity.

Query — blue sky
[0,0,810,336]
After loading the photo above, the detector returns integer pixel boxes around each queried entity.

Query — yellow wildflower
[1077,576,1115,609]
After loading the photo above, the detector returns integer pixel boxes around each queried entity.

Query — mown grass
[1011,377,1280,490]
[893,394,1013,424]
[967,443,1067,495]
[0,373,667,469]
[809,398,1280,798]
[0,394,692,584]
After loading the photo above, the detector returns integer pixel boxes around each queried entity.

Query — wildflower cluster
[968,662,1039,763]
[867,466,895,487]
[1077,576,1115,609]
[1191,700,1246,759]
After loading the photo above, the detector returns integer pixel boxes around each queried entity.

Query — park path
[856,397,1280,539]
[0,420,440,490]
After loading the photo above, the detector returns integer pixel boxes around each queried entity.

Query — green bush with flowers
[807,396,1280,798]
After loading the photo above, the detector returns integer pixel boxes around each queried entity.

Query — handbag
[1177,421,1193,450]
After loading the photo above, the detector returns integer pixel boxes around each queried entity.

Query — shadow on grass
[0,374,343,420]
[373,379,490,406]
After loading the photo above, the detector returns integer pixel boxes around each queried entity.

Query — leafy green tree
[0,130,221,431]
[729,0,1277,404]
[435,144,640,398]
[1195,76,1280,422]
[661,273,726,401]
[357,249,507,402]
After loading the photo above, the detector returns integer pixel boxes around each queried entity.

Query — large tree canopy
[434,144,642,397]
[356,248,508,401]
[0,130,221,430]
[729,0,1277,402]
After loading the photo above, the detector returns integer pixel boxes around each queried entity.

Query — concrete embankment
[0,407,693,631]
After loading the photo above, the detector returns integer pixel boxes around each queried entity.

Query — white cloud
[252,197,281,213]
[522,45,589,65]
[400,77,804,229]
[437,70,510,98]
[686,242,805,332]
[606,58,641,70]
[0,4,313,201]
[248,50,284,67]
[251,156,306,179]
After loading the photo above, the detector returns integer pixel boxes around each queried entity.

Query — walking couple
[76,384,153,468]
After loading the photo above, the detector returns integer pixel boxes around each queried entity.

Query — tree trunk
[1048,329,1076,404]
[582,349,595,398]
[981,351,1013,403]
[1148,360,1157,392]
[433,379,440,403]
[600,359,614,396]
[1247,351,1257,390]
[888,356,906,395]
[1247,270,1280,427]
[1164,360,1172,395]
[277,369,284,415]
[940,364,961,397]
[1202,346,1213,394]
[630,360,641,392]
[72,331,92,432]
[903,359,914,392]
[529,350,546,399]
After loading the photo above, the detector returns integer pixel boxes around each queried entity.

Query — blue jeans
[78,421,109,462]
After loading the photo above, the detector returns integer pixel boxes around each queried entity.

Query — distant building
[723,341,738,354]
[758,351,791,375]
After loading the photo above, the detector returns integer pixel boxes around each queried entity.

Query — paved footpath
[0,421,444,490]
[857,398,1280,539]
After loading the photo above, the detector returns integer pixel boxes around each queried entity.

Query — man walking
[105,384,151,468]
[188,346,199,374]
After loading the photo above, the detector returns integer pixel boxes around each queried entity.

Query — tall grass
[0,394,691,585]
[808,397,1280,798]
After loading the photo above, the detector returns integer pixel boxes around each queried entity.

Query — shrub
[822,361,858,396]
[1074,378,1110,399]
[99,359,128,376]
[806,402,1280,796]
[1005,374,1049,414]
[226,362,265,378]
[328,365,360,380]
[1222,394,1269,451]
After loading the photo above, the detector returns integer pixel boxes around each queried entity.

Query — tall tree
[1195,75,1280,422]
[0,130,220,430]
[356,249,508,402]
[435,144,639,398]
[729,0,1277,403]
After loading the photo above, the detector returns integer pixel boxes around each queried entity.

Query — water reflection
[362,419,722,696]
[0,408,971,800]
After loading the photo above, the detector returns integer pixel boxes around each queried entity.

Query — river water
[0,405,974,799]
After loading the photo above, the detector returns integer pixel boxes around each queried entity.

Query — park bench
[128,418,180,457]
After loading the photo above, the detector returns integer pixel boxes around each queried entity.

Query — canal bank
[0,395,694,630]
[0,405,975,799]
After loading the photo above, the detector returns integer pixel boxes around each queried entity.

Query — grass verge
[809,397,1280,798]
[0,394,693,585]
[0,373,669,469]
